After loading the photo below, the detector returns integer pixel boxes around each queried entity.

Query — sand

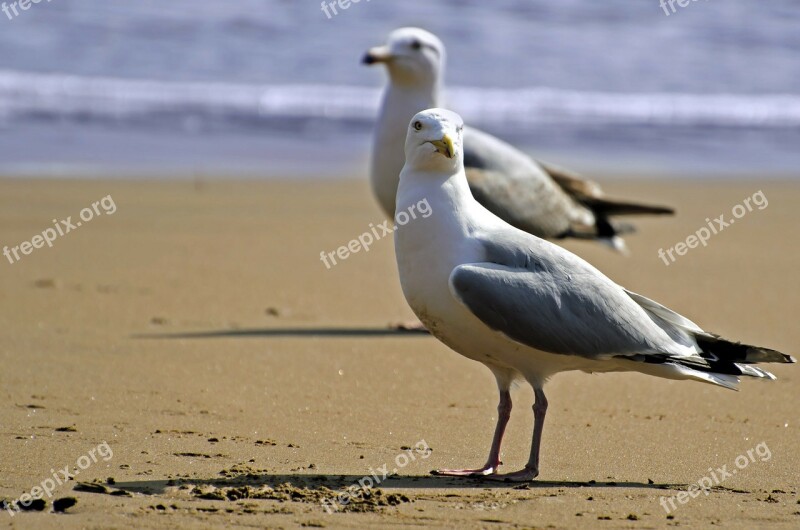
[0,177,798,529]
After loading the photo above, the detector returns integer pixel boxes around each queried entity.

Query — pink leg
[483,388,547,482]
[388,320,428,332]
[432,389,511,477]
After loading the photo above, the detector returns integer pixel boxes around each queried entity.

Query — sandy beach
[1,177,798,529]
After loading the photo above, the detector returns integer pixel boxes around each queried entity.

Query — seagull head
[404,108,464,172]
[362,27,445,88]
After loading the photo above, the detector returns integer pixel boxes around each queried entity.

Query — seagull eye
[413,121,423,131]
[410,40,422,50]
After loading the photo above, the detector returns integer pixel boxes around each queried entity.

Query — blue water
[0,0,798,177]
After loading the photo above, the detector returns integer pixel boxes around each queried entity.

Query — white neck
[394,167,481,313]
[396,167,474,234]
[370,83,440,217]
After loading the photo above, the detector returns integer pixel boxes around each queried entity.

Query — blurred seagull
[365,27,674,252]
[394,108,794,481]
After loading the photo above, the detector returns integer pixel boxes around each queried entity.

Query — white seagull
[394,108,794,481]
[365,27,674,252]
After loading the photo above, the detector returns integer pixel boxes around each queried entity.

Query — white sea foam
[2,70,799,131]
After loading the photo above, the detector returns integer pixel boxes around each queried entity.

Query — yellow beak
[362,46,393,65]
[429,134,455,159]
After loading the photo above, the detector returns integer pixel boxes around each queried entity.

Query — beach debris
[74,482,108,494]
[55,426,77,432]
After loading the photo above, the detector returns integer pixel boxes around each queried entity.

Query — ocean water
[0,0,798,178]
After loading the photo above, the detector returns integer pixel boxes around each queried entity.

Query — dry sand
[0,177,798,529]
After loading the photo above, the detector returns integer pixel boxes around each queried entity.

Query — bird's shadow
[108,473,683,496]
[133,327,430,340]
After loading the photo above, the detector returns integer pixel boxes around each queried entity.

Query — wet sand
[0,178,798,528]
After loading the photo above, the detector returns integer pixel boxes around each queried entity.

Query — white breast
[370,88,436,217]
[394,176,504,365]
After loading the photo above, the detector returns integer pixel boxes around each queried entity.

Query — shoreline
[1,177,797,528]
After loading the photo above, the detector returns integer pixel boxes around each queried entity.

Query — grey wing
[462,126,594,238]
[447,232,699,359]
[540,160,675,217]
[537,160,604,202]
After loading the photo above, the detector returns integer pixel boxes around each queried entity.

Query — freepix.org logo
[2,0,55,21]
[3,441,113,516]
[320,0,371,20]
[319,198,432,270]
[3,195,117,266]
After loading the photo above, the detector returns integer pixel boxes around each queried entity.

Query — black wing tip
[650,206,676,215]
[698,334,794,365]
[585,198,676,217]
[622,204,675,216]
[744,346,795,364]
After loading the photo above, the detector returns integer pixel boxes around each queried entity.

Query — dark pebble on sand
[19,499,47,511]
[53,497,77,513]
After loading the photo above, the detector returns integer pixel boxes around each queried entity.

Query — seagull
[394,108,795,482]
[365,27,674,253]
